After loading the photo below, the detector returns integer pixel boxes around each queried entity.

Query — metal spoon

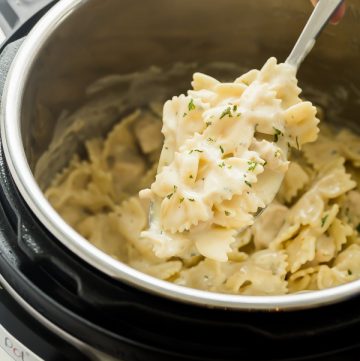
[148,0,344,231]
[253,0,345,219]
[251,0,345,220]
[286,0,344,69]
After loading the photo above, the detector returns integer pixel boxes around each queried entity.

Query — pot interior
[22,0,360,187]
[6,0,360,309]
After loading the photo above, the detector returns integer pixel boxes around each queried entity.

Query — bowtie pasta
[46,59,360,296]
[140,57,319,262]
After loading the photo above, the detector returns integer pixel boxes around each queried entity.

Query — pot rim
[2,0,360,311]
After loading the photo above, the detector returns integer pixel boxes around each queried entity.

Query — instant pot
[1,0,360,360]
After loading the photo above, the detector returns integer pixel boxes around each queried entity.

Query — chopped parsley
[357,224,360,233]
[188,98,196,111]
[244,180,252,187]
[274,150,281,158]
[321,215,329,227]
[207,137,215,142]
[189,174,193,179]
[179,197,185,203]
[205,121,212,127]
[183,112,187,117]
[225,210,231,216]
[227,165,233,169]
[348,269,353,276]
[218,162,226,168]
[220,106,232,119]
[219,145,224,154]
[262,161,267,166]
[166,185,177,199]
[189,149,203,154]
[273,127,283,143]
[247,160,258,172]
[188,198,195,202]
[232,104,238,112]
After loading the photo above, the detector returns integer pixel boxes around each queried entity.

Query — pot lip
[2,0,360,312]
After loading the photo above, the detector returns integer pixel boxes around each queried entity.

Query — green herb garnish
[225,211,231,216]
[244,180,252,187]
[188,198,195,202]
[220,106,232,119]
[348,269,353,276]
[207,137,215,142]
[166,186,177,200]
[219,145,224,154]
[321,215,329,227]
[206,121,212,127]
[179,197,185,203]
[232,104,238,112]
[218,162,226,168]
[356,224,360,233]
[247,160,258,172]
[188,98,196,111]
[273,127,283,143]
[189,149,203,154]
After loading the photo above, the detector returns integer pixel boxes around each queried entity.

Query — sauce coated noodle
[46,58,360,295]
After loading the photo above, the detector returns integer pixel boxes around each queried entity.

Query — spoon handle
[286,0,344,69]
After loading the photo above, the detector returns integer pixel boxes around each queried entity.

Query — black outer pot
[0,1,360,361]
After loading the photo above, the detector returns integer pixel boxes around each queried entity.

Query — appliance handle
[0,0,58,52]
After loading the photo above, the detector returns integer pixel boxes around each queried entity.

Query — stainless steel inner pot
[2,0,360,311]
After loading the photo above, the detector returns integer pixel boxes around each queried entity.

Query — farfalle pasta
[140,57,319,262]
[45,59,360,296]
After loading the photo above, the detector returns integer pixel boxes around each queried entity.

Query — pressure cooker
[1,0,360,360]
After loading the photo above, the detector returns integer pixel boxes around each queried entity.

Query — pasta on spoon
[140,58,319,262]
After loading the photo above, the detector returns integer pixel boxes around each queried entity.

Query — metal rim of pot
[2,0,360,311]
